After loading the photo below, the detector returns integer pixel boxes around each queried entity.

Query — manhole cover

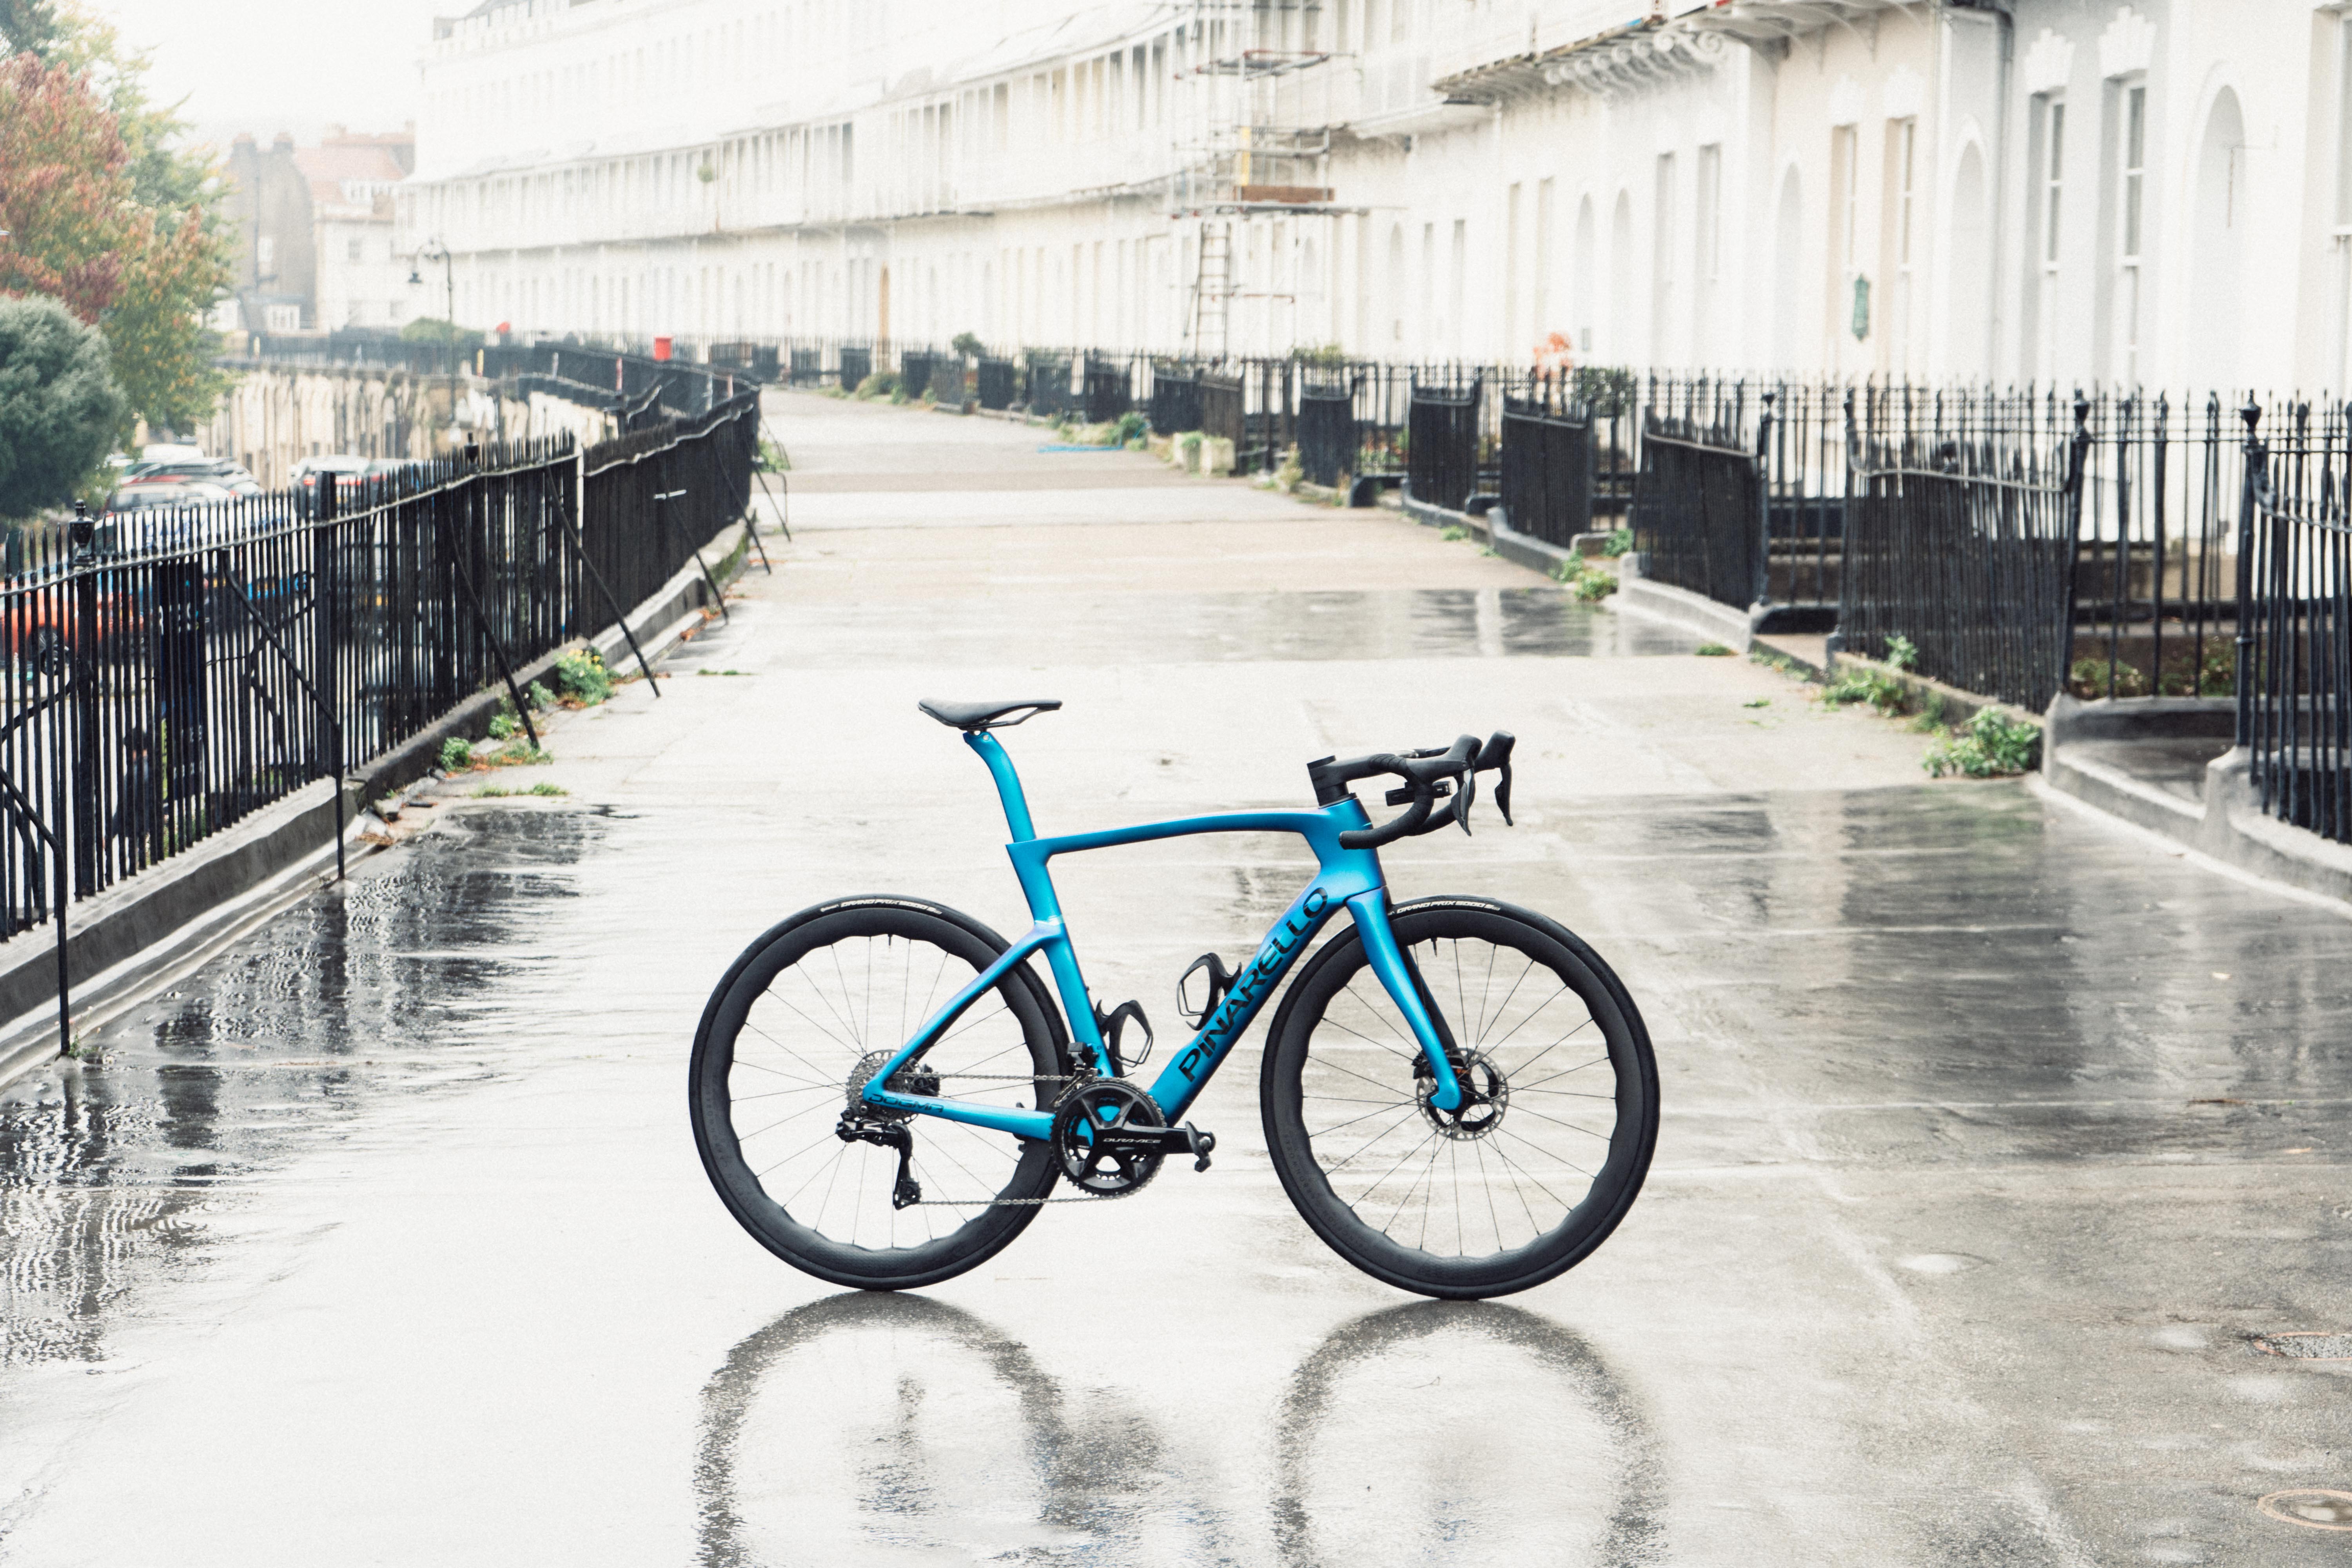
[2253,1334,2352,1360]
[2258,1490,2352,1530]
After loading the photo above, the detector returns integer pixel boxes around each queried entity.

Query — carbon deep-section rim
[690,898,1064,1290]
[1261,898,1658,1299]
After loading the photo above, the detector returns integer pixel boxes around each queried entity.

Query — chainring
[1049,1079,1166,1196]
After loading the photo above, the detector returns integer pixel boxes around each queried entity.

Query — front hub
[1415,1050,1509,1140]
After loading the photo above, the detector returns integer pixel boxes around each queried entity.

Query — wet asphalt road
[3,396,2351,1565]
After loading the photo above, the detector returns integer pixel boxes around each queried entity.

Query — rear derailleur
[838,1053,941,1209]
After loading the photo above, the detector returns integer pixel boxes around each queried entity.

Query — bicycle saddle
[918,698,1063,731]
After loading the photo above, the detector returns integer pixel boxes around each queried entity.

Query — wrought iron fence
[1840,403,2089,711]
[1406,374,1481,512]
[1148,362,1203,434]
[898,351,937,402]
[1298,379,1358,487]
[1083,357,1132,425]
[2238,400,2352,844]
[975,357,1018,412]
[1630,407,1765,612]
[0,396,759,1045]
[1200,372,1246,453]
[1498,385,1594,547]
[1025,354,1074,419]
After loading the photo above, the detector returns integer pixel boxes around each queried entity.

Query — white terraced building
[400,0,2352,391]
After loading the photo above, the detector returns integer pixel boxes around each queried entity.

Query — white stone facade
[398,0,2352,390]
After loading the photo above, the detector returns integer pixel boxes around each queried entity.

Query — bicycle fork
[1347,893,1468,1114]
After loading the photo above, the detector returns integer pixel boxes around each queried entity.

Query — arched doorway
[1573,195,1596,354]
[1608,190,1633,362]
[2188,87,2245,390]
[1773,167,1803,371]
[1944,143,1989,376]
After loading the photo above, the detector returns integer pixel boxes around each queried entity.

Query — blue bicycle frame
[857,730,1467,1136]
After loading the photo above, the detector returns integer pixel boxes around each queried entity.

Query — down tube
[1147,880,1348,1122]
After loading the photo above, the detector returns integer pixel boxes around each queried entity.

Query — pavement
[2,390,2350,1566]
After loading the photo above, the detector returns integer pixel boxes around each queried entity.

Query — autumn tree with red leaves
[0,4,230,447]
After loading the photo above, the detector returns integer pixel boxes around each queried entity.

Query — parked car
[105,480,236,514]
[120,458,262,497]
[292,454,372,515]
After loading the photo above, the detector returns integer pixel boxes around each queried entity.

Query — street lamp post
[406,239,456,332]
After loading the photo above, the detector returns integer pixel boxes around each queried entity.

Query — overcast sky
[92,0,448,149]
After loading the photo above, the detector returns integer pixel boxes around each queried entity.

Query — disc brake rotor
[1414,1050,1510,1140]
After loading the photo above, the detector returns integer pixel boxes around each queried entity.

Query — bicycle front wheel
[1261,897,1657,1299]
[690,897,1067,1291]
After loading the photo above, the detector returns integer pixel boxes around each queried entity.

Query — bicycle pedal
[1187,1125,1216,1173]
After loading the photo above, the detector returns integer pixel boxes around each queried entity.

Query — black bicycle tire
[690,896,1066,1290]
[1260,897,1658,1300]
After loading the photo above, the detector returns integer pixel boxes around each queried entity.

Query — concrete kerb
[2041,696,2352,909]
[0,517,758,1093]
[1397,491,1578,580]
[1610,555,1756,651]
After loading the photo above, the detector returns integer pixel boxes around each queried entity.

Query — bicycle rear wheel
[690,897,1067,1290]
[1260,897,1657,1299]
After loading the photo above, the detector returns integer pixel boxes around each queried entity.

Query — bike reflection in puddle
[693,1295,1663,1566]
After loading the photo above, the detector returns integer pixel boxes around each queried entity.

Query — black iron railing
[1297,379,1358,487]
[1406,374,1481,513]
[1499,385,1594,547]
[1148,362,1203,434]
[1840,402,2089,710]
[2238,401,2352,844]
[0,397,759,1045]
[898,351,937,401]
[1630,408,1764,612]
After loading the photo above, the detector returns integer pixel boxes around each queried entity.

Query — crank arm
[1090,1122,1218,1171]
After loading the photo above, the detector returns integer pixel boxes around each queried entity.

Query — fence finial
[2071,389,2090,436]
[69,499,92,555]
[2240,397,2262,437]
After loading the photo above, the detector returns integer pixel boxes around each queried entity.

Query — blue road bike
[690,699,1658,1299]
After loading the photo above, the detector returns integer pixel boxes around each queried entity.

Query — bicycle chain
[898,1070,1148,1207]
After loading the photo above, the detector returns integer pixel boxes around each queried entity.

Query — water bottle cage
[1176,951,1237,1029]
[1093,997,1155,1072]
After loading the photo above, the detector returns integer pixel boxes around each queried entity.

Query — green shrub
[0,296,125,520]
[1884,633,1919,671]
[854,370,900,399]
[487,711,519,741]
[526,681,556,711]
[554,648,614,705]
[438,736,474,772]
[1822,666,1912,717]
[1924,709,2042,777]
[1552,558,1618,601]
[1114,411,1147,444]
[950,331,986,360]
[1694,641,1735,657]
[1601,526,1634,558]
[1440,525,1470,542]
[2070,655,2151,699]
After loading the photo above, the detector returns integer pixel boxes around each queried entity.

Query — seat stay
[857,917,1062,1142]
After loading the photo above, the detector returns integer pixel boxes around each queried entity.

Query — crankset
[1049,1080,1216,1197]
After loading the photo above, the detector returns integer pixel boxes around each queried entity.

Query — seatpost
[962,731,1038,841]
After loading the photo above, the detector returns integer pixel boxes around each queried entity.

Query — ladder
[1189,221,1231,359]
